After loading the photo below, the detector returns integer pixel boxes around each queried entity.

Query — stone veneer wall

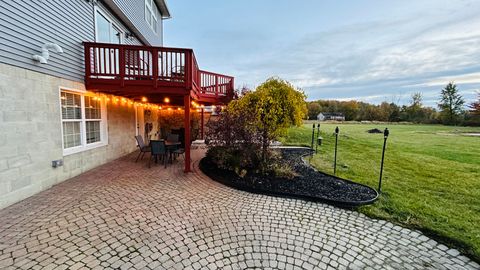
[0,63,138,209]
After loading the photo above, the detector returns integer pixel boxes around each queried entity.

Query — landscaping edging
[200,147,379,207]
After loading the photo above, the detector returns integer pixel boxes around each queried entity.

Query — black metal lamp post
[334,126,339,175]
[311,123,315,149]
[315,123,321,153]
[378,128,389,193]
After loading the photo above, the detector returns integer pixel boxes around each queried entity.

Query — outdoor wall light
[142,97,148,102]
[32,43,63,64]
[164,97,170,103]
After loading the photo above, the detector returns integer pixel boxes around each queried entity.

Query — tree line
[307,82,480,126]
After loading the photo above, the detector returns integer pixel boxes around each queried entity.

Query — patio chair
[134,135,150,162]
[167,133,179,143]
[166,134,184,160]
[149,140,168,168]
[172,147,185,160]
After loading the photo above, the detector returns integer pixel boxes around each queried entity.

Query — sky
[164,0,480,107]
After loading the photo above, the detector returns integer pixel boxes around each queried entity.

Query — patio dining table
[149,140,182,165]
[148,139,181,147]
[164,141,181,148]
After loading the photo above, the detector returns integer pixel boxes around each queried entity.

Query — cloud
[229,1,480,106]
[408,72,480,87]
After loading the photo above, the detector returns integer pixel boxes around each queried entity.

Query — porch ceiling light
[141,97,148,102]
[164,97,170,103]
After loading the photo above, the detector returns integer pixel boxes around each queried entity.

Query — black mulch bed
[199,147,379,207]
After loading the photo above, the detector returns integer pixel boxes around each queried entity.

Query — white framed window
[94,7,123,44]
[60,88,108,156]
[145,0,158,33]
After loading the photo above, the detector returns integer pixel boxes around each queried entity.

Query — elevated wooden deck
[84,42,234,105]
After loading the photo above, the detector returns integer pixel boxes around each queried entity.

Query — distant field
[280,122,480,260]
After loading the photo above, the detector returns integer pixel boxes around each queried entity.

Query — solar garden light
[378,128,390,193]
[334,126,339,175]
[316,123,321,154]
[316,136,323,154]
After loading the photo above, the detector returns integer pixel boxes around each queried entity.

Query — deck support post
[184,95,191,173]
[201,108,204,140]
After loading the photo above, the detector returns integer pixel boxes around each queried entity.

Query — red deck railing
[84,42,234,103]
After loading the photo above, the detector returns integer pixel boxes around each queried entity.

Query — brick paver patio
[0,148,478,270]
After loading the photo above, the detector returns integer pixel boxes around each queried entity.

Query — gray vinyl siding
[97,4,143,47]
[109,0,163,46]
[0,0,142,82]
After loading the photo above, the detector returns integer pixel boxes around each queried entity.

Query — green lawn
[280,122,480,260]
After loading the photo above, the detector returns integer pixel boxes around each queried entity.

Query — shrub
[206,78,306,178]
[205,104,261,149]
[271,163,298,179]
[237,78,307,161]
[206,145,262,177]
